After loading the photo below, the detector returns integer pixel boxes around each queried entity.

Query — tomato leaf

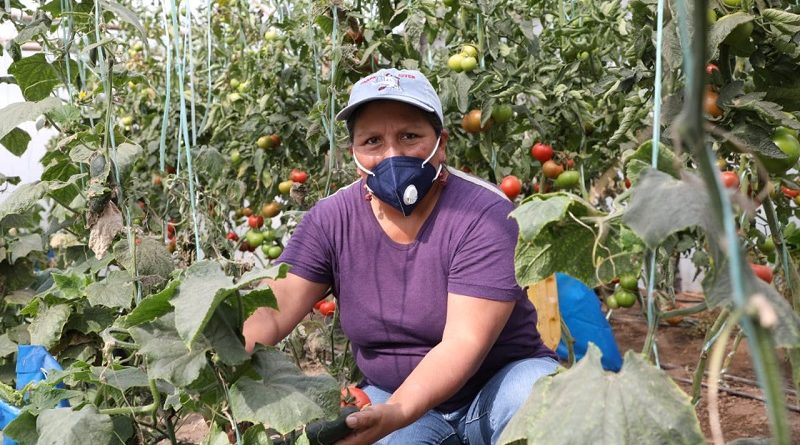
[85,270,134,310]
[229,347,339,434]
[170,260,234,348]
[7,54,60,101]
[28,304,71,349]
[0,181,49,225]
[707,13,755,61]
[0,127,31,157]
[624,169,710,249]
[118,279,177,328]
[497,345,704,445]
[36,406,114,445]
[129,313,210,387]
[9,234,43,264]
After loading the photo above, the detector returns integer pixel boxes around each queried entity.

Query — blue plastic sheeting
[0,398,21,445]
[554,273,623,372]
[16,345,69,408]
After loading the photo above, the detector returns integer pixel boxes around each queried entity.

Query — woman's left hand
[333,403,405,445]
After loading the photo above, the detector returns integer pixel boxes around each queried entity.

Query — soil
[608,292,800,444]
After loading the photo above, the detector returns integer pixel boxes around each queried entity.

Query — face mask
[353,136,443,216]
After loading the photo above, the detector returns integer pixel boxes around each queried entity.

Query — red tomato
[500,175,522,200]
[720,171,739,189]
[706,63,720,75]
[340,386,371,410]
[226,232,239,241]
[314,299,326,311]
[530,142,554,163]
[624,178,632,189]
[167,222,176,239]
[319,300,336,316]
[248,215,264,229]
[563,158,575,169]
[290,168,309,184]
[782,186,800,198]
[750,263,773,284]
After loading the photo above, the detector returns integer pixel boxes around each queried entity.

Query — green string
[60,0,73,100]
[185,4,198,146]
[198,0,213,132]
[158,0,172,173]
[93,0,140,303]
[642,0,667,366]
[327,5,339,186]
[169,0,204,260]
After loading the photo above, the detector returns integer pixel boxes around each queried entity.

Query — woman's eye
[402,133,418,140]
[364,137,379,145]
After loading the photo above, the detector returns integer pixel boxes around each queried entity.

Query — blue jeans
[361,356,560,445]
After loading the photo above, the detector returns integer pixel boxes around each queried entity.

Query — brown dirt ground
[609,293,800,444]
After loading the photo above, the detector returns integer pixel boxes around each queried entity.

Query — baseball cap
[336,68,444,125]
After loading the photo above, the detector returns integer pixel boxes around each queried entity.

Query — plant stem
[99,378,160,416]
[692,307,731,404]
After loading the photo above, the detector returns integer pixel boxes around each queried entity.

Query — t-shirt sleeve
[276,208,333,285]
[448,200,524,301]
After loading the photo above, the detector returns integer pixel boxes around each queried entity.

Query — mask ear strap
[421,135,442,167]
[352,150,375,176]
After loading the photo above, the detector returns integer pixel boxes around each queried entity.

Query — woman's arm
[336,293,515,445]
[243,273,330,352]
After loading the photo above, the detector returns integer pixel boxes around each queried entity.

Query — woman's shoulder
[444,167,513,211]
[304,178,362,220]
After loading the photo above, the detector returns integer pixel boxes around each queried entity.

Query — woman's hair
[346,102,443,143]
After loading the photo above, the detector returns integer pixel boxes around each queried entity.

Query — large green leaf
[229,347,339,434]
[707,12,755,61]
[623,169,711,250]
[113,237,174,293]
[623,140,681,179]
[117,280,177,328]
[10,233,43,264]
[170,260,234,348]
[0,181,49,223]
[204,308,249,366]
[86,270,134,309]
[111,142,143,178]
[4,410,38,445]
[91,366,149,392]
[511,194,624,287]
[36,406,114,445]
[0,127,31,156]
[100,0,147,46]
[0,333,16,357]
[7,54,60,101]
[128,314,210,387]
[28,304,71,349]
[497,345,704,445]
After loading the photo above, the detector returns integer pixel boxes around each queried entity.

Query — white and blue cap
[336,68,443,125]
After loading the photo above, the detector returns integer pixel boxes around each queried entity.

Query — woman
[243,68,558,445]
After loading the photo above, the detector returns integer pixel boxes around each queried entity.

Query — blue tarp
[1,345,68,445]
[554,273,623,372]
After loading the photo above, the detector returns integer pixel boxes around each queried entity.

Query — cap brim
[335,95,436,121]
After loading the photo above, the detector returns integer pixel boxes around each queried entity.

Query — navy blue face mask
[354,136,443,216]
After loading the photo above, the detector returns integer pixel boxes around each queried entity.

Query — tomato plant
[340,385,371,410]
[530,142,554,163]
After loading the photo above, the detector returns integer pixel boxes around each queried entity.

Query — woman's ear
[438,129,449,163]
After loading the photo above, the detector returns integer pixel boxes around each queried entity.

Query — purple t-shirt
[278,167,557,410]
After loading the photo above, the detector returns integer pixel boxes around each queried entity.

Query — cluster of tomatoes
[227,168,309,258]
[606,274,639,309]
[496,142,581,201]
[313,297,337,317]
[447,44,479,73]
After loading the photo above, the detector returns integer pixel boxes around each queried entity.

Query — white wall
[0,20,56,201]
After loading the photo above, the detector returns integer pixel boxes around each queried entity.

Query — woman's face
[350,100,447,177]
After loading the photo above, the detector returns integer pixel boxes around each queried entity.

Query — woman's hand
[333,404,406,445]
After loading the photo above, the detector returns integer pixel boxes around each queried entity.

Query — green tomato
[230,150,241,164]
[606,294,619,309]
[491,105,513,124]
[578,51,590,61]
[264,30,278,41]
[267,245,283,259]
[461,44,478,58]
[707,9,717,25]
[229,78,240,89]
[245,230,265,247]
[759,133,800,174]
[460,56,478,72]
[262,230,277,243]
[723,0,741,6]
[775,126,799,140]
[447,54,464,72]
[760,237,775,254]
[554,171,580,189]
[619,274,639,291]
[721,17,753,46]
[613,289,637,308]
